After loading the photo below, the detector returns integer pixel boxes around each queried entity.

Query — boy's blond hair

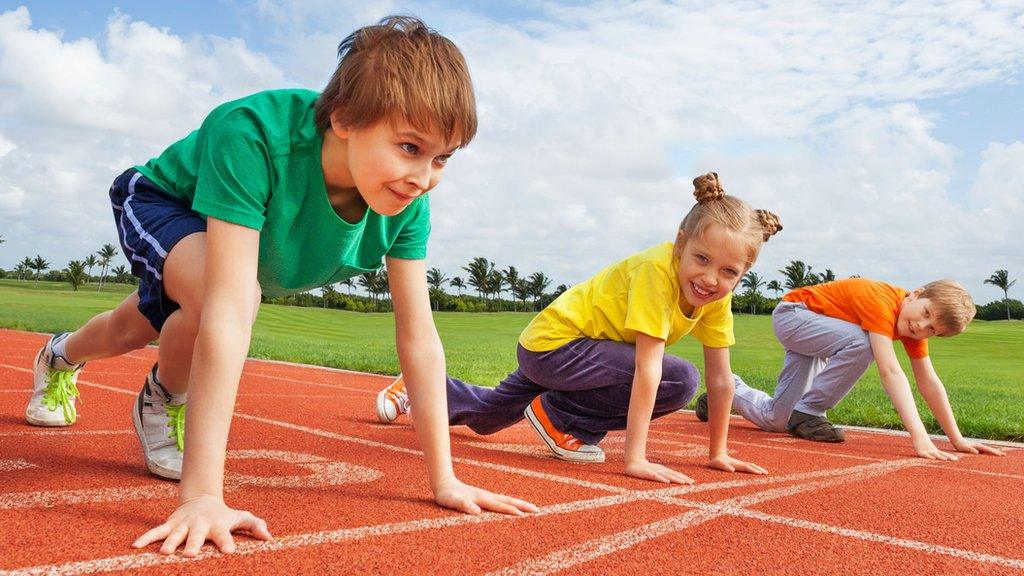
[920,279,976,335]
[314,15,476,147]
[676,173,783,267]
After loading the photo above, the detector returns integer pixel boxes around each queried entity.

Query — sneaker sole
[132,389,181,481]
[25,346,74,427]
[524,403,604,463]
[375,388,397,424]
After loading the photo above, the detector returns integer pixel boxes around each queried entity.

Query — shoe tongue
[51,355,80,371]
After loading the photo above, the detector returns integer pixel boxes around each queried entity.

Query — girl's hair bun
[756,209,783,241]
[693,172,725,203]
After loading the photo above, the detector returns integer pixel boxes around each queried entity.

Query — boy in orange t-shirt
[697,278,1004,460]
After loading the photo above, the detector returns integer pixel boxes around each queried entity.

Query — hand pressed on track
[132,495,272,556]
[433,477,538,516]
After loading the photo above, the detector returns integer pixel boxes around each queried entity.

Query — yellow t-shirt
[519,243,736,352]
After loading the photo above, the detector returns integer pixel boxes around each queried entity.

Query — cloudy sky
[1,1,1022,303]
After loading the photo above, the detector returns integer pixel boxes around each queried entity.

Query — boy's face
[332,115,459,216]
[675,224,748,309]
[897,291,950,339]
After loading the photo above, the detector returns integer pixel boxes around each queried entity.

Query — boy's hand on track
[434,477,539,516]
[952,439,1006,457]
[132,494,272,556]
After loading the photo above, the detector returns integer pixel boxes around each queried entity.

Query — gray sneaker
[132,365,186,480]
[694,392,709,423]
[787,410,845,443]
[26,334,84,426]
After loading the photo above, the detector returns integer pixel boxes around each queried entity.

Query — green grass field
[1,278,1021,441]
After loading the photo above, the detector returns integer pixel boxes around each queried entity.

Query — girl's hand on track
[132,495,272,556]
[709,454,768,475]
[433,477,538,516]
[624,459,694,484]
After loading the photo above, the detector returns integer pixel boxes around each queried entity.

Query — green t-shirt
[135,89,429,297]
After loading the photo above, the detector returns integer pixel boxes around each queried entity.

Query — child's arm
[868,332,957,460]
[910,357,1006,456]
[133,218,272,555]
[623,333,693,484]
[387,256,537,515]
[703,346,767,475]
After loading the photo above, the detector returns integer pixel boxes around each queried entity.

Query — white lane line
[0,461,945,576]
[486,460,928,576]
[0,430,130,438]
[730,507,1024,570]
[0,459,36,473]
[241,372,376,394]
[651,428,885,462]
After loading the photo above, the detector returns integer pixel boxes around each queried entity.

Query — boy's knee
[659,360,700,410]
[114,326,154,353]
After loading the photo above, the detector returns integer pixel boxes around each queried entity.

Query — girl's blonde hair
[676,173,782,267]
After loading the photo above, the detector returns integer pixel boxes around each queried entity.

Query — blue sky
[1,1,1022,303]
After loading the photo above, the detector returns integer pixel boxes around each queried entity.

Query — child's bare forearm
[916,380,964,442]
[179,318,252,502]
[396,332,456,491]
[705,375,733,459]
[623,370,660,464]
[877,368,930,443]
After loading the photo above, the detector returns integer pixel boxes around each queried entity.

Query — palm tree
[510,277,531,310]
[462,257,493,303]
[449,276,465,296]
[359,271,383,303]
[819,268,836,283]
[503,266,521,311]
[780,260,814,289]
[740,271,765,314]
[31,255,49,283]
[111,265,129,284]
[66,260,87,291]
[767,279,783,298]
[83,254,98,281]
[527,271,551,310]
[18,256,34,281]
[426,267,449,311]
[984,270,1017,321]
[0,234,5,245]
[486,269,505,311]
[96,243,118,292]
[339,277,355,295]
[321,283,337,308]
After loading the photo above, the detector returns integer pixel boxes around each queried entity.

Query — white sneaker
[375,374,410,423]
[26,334,84,427]
[132,365,185,480]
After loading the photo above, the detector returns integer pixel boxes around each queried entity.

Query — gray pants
[732,301,874,432]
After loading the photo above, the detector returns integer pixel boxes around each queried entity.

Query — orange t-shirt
[783,278,929,359]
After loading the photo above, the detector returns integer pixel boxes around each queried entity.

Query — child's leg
[731,302,825,431]
[522,339,700,446]
[764,302,873,422]
[447,367,545,435]
[62,292,159,363]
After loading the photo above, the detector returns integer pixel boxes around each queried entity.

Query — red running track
[1,328,1022,575]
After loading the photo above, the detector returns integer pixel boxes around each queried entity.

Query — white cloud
[1,1,1022,306]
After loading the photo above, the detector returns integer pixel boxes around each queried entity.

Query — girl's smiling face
[675,223,749,309]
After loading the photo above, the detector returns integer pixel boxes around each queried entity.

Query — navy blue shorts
[109,169,207,332]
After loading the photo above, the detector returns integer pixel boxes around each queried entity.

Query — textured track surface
[1,328,1021,575]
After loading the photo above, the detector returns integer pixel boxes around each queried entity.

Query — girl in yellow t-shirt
[378,173,781,484]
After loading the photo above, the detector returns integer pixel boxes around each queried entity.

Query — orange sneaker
[524,396,604,463]
[375,374,410,424]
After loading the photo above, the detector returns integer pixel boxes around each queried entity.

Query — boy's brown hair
[920,279,976,335]
[314,15,476,147]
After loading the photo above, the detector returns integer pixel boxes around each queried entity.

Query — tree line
[0,236,1018,320]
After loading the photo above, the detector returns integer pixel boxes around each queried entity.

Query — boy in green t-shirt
[26,16,536,556]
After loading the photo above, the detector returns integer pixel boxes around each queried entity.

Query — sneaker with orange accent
[375,374,410,424]
[524,396,605,463]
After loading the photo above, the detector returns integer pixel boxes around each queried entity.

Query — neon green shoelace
[165,403,186,452]
[42,370,80,424]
